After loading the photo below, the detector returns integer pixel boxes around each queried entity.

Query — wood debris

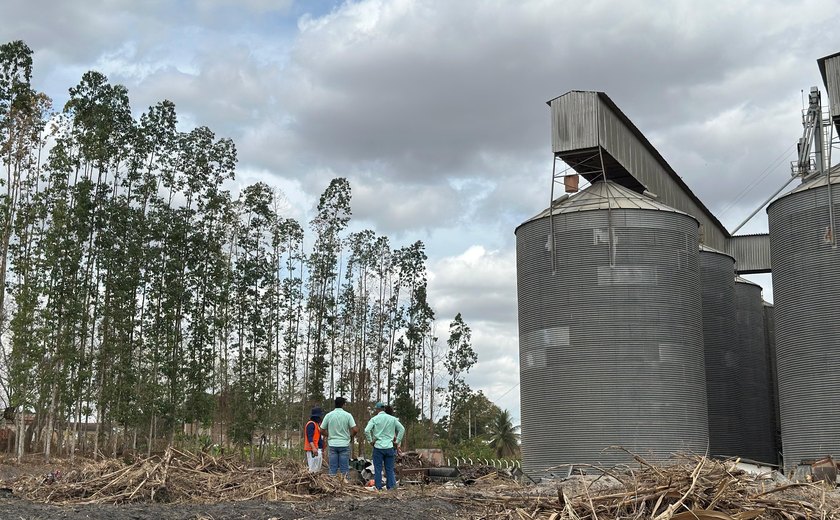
[450,454,840,519]
[10,447,357,505]
[7,450,840,519]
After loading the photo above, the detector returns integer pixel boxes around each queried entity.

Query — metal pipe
[826,123,836,248]
[731,175,798,234]
[593,119,615,267]
[549,155,558,274]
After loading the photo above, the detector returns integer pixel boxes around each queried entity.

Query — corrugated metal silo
[699,247,740,458]
[734,277,776,464]
[516,180,708,475]
[767,174,840,471]
[763,302,782,465]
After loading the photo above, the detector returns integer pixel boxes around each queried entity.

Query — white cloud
[429,245,517,325]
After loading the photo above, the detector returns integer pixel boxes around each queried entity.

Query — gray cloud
[3,0,837,424]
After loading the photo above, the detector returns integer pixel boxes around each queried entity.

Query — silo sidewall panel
[768,183,840,472]
[734,281,775,464]
[763,304,781,463]
[699,251,739,458]
[517,208,707,475]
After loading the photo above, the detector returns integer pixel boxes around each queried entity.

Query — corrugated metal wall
[516,190,708,475]
[821,54,840,121]
[728,234,772,274]
[768,180,840,471]
[595,99,728,252]
[550,91,599,153]
[763,302,782,465]
[549,92,728,252]
[734,278,776,464]
[699,250,740,458]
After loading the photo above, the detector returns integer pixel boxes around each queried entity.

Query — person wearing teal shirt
[364,402,405,490]
[319,396,358,476]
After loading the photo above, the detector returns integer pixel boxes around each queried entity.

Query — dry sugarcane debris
[8,450,840,518]
[447,453,840,519]
[460,464,505,481]
[9,447,363,505]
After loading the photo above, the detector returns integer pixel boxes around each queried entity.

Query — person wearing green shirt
[364,402,405,490]
[319,396,358,476]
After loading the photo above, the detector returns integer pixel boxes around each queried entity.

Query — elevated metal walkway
[547,90,770,273]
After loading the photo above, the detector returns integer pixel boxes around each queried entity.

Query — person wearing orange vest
[304,407,324,473]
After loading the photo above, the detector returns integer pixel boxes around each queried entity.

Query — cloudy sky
[3,0,838,423]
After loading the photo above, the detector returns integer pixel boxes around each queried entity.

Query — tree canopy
[0,40,513,462]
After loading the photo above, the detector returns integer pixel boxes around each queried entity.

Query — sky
[2,0,838,424]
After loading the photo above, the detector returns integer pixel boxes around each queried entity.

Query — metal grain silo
[734,277,776,464]
[698,247,740,458]
[767,174,840,472]
[516,180,708,475]
[763,302,782,465]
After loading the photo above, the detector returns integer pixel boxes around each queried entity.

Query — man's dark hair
[335,396,347,408]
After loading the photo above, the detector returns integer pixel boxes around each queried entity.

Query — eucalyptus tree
[367,235,392,401]
[335,261,356,398]
[177,126,235,434]
[0,41,49,449]
[229,182,276,448]
[5,98,50,460]
[304,178,351,405]
[391,241,433,426]
[276,216,304,436]
[132,100,180,453]
[36,70,135,459]
[341,229,377,401]
[0,40,39,327]
[444,313,477,441]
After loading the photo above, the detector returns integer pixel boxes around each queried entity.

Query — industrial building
[517,52,840,476]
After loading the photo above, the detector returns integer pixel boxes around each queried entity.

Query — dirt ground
[0,491,463,520]
[0,456,471,519]
[7,452,839,519]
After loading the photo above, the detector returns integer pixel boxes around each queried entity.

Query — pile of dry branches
[461,464,505,480]
[457,454,840,520]
[11,447,361,505]
[9,449,840,518]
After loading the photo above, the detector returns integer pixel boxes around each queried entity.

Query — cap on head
[374,402,385,409]
[310,406,323,419]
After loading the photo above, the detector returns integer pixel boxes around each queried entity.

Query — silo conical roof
[520,180,692,229]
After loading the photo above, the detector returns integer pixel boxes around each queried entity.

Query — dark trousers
[372,446,397,489]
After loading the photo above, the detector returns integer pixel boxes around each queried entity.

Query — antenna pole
[549,155,558,274]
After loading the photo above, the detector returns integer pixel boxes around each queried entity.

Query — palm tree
[488,409,520,457]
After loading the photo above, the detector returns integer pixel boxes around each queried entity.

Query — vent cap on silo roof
[519,180,692,228]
